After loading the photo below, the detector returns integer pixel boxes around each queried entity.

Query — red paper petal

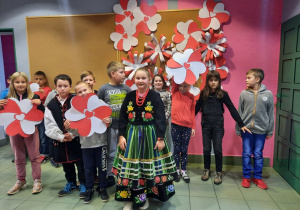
[1,99,21,114]
[6,120,29,137]
[70,118,91,137]
[206,0,217,12]
[115,14,126,23]
[117,39,124,51]
[188,49,202,63]
[115,24,125,34]
[185,69,197,85]
[120,0,128,10]
[173,34,185,44]
[93,106,112,120]
[188,22,200,34]
[198,18,211,30]
[216,69,228,79]
[215,13,230,24]
[71,95,89,113]
[200,70,209,90]
[167,59,183,68]
[140,3,157,17]
[24,104,44,122]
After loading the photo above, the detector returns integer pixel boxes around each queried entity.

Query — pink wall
[155,0,282,166]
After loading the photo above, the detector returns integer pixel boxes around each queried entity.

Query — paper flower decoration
[198,0,230,31]
[189,86,200,101]
[206,60,229,79]
[124,78,137,90]
[65,93,112,137]
[113,0,137,24]
[30,83,40,93]
[199,29,227,67]
[172,20,202,51]
[110,24,138,51]
[122,51,148,80]
[0,98,44,137]
[132,3,161,35]
[166,49,206,85]
[144,34,176,64]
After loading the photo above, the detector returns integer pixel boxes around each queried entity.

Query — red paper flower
[172,20,202,51]
[198,0,230,31]
[113,0,137,24]
[65,93,112,137]
[0,98,44,137]
[110,24,138,52]
[122,51,148,80]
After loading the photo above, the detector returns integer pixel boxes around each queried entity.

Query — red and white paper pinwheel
[144,34,176,64]
[122,51,148,80]
[65,93,112,137]
[132,3,161,35]
[172,20,202,51]
[0,98,44,137]
[166,49,207,85]
[198,0,230,31]
[199,29,227,67]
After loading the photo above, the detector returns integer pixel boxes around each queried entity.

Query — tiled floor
[0,144,299,210]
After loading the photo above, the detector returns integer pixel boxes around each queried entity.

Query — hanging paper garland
[122,51,148,80]
[65,93,112,137]
[198,0,230,31]
[166,49,207,85]
[144,34,176,64]
[172,20,202,51]
[0,98,44,137]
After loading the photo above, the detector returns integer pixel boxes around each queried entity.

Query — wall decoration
[113,0,137,24]
[198,0,230,31]
[122,51,148,80]
[65,93,112,137]
[172,20,202,51]
[110,24,138,51]
[0,98,44,137]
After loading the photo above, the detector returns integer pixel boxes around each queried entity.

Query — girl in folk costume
[112,67,177,210]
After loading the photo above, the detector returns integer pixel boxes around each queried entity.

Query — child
[65,81,111,204]
[0,73,12,99]
[97,61,131,187]
[236,68,274,189]
[33,71,52,164]
[171,80,195,183]
[195,70,250,185]
[0,72,43,195]
[112,67,177,210]
[151,74,173,153]
[44,74,86,198]
[80,71,98,94]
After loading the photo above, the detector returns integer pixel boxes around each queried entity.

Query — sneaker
[57,182,77,196]
[7,180,28,195]
[252,178,268,190]
[32,179,42,194]
[40,156,49,164]
[50,158,60,168]
[78,184,86,199]
[181,171,190,183]
[174,170,180,182]
[139,198,149,209]
[123,201,133,210]
[201,169,210,181]
[107,176,115,188]
[214,172,222,185]
[83,189,94,204]
[241,178,251,188]
[98,188,109,202]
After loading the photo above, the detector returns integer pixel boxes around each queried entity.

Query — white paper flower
[122,51,148,80]
[110,24,138,51]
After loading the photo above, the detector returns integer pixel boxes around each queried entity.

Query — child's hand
[0,99,7,109]
[266,135,272,139]
[102,117,111,124]
[64,120,71,130]
[154,140,165,151]
[39,88,45,93]
[31,99,41,105]
[64,133,73,141]
[241,126,252,134]
[191,129,195,137]
[119,136,127,151]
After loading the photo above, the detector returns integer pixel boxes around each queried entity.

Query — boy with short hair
[80,71,98,94]
[236,68,274,190]
[44,74,86,198]
[66,81,110,204]
[97,61,131,187]
[0,73,12,99]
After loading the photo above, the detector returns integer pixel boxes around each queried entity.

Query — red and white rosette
[122,51,148,80]
[65,93,112,137]
[0,98,44,137]
[172,20,202,51]
[166,49,207,85]
[198,0,230,31]
[144,34,176,64]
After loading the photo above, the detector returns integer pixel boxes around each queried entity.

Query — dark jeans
[82,146,107,190]
[241,131,266,179]
[38,119,49,156]
[201,120,224,172]
[62,160,85,185]
[171,123,191,171]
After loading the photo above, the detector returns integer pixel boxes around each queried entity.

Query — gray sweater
[235,84,274,136]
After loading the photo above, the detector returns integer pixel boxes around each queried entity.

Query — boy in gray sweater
[236,68,274,190]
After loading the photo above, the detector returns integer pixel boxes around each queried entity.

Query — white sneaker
[139,198,149,209]
[123,201,133,210]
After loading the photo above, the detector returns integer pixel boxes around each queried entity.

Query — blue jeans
[242,131,266,179]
